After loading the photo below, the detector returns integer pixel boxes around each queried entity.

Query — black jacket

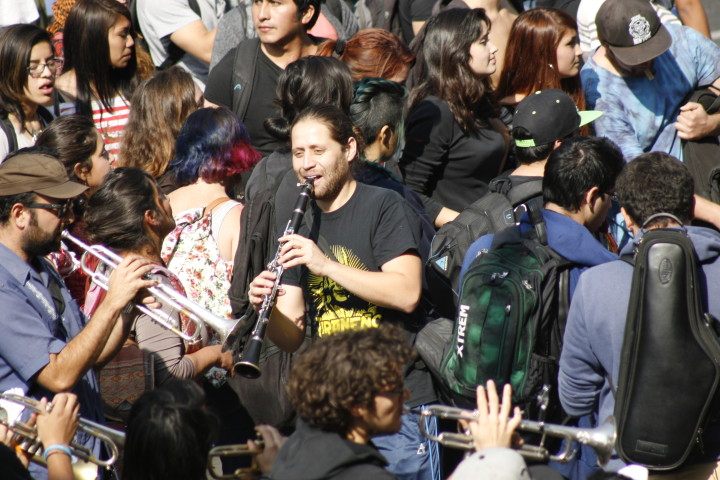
[269,418,396,480]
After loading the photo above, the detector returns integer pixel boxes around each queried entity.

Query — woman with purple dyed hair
[161,107,261,335]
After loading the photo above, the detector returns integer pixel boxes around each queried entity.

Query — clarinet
[234,177,316,379]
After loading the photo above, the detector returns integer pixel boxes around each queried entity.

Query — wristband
[42,444,72,463]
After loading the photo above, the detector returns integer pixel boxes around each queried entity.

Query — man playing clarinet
[248,104,437,480]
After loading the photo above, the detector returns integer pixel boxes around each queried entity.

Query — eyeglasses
[21,201,72,218]
[26,58,63,78]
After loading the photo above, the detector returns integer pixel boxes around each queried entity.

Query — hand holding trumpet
[0,393,79,479]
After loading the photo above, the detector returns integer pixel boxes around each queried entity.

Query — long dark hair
[63,0,139,114]
[495,8,585,112]
[408,8,496,134]
[84,167,158,252]
[36,115,99,184]
[123,380,218,480]
[264,56,354,142]
[0,24,52,131]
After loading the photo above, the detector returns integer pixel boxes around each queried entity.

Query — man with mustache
[0,148,156,479]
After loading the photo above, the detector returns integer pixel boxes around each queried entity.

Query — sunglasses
[22,201,72,218]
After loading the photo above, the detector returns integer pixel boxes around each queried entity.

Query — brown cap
[596,0,671,66]
[0,152,88,198]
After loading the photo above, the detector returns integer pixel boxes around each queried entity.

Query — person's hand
[465,380,522,451]
[675,102,719,140]
[213,346,235,373]
[0,418,30,468]
[36,395,79,448]
[248,270,283,311]
[104,255,158,312]
[250,424,287,474]
[278,234,331,276]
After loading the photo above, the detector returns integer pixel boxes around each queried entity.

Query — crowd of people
[0,0,719,479]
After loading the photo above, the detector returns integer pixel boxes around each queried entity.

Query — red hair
[317,28,414,82]
[496,8,586,114]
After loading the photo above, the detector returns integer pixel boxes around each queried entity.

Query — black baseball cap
[596,0,671,66]
[512,89,603,148]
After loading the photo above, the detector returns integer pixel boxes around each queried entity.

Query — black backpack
[613,220,720,470]
[226,174,300,427]
[440,208,571,421]
[426,177,543,319]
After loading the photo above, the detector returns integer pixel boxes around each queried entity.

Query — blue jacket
[460,209,618,298]
[559,226,720,470]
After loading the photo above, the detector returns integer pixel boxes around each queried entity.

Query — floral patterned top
[161,201,238,386]
[161,202,237,321]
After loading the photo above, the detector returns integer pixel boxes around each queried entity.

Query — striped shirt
[59,95,130,165]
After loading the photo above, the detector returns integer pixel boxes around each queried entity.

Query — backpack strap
[231,38,262,121]
[0,116,18,154]
[204,196,231,216]
[158,0,203,70]
[505,179,543,206]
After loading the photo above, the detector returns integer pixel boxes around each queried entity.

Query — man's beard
[22,212,62,258]
[312,161,350,203]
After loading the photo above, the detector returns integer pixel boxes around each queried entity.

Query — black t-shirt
[283,182,435,405]
[283,182,421,334]
[204,47,284,156]
[397,0,435,44]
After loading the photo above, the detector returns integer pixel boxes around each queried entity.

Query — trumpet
[234,177,315,378]
[415,404,616,466]
[61,231,246,352]
[207,440,264,479]
[0,393,125,469]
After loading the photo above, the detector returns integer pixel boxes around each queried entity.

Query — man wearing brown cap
[581,0,720,163]
[0,148,157,479]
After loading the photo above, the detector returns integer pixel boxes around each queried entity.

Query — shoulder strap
[158,0,203,70]
[0,116,17,154]
[231,38,261,120]
[188,0,201,16]
[505,179,544,206]
[204,196,231,216]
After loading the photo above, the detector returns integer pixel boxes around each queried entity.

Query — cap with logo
[596,0,672,66]
[0,152,87,198]
[512,89,603,148]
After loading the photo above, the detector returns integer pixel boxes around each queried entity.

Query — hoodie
[559,226,720,470]
[269,418,395,480]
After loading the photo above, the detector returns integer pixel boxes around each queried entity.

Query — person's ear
[11,202,30,228]
[620,206,639,236]
[350,404,368,419]
[379,125,394,150]
[584,186,602,211]
[74,163,90,184]
[300,5,315,25]
[345,137,358,163]
[144,209,159,227]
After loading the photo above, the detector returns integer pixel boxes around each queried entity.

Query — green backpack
[440,218,570,420]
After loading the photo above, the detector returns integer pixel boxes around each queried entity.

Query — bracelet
[42,444,72,463]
